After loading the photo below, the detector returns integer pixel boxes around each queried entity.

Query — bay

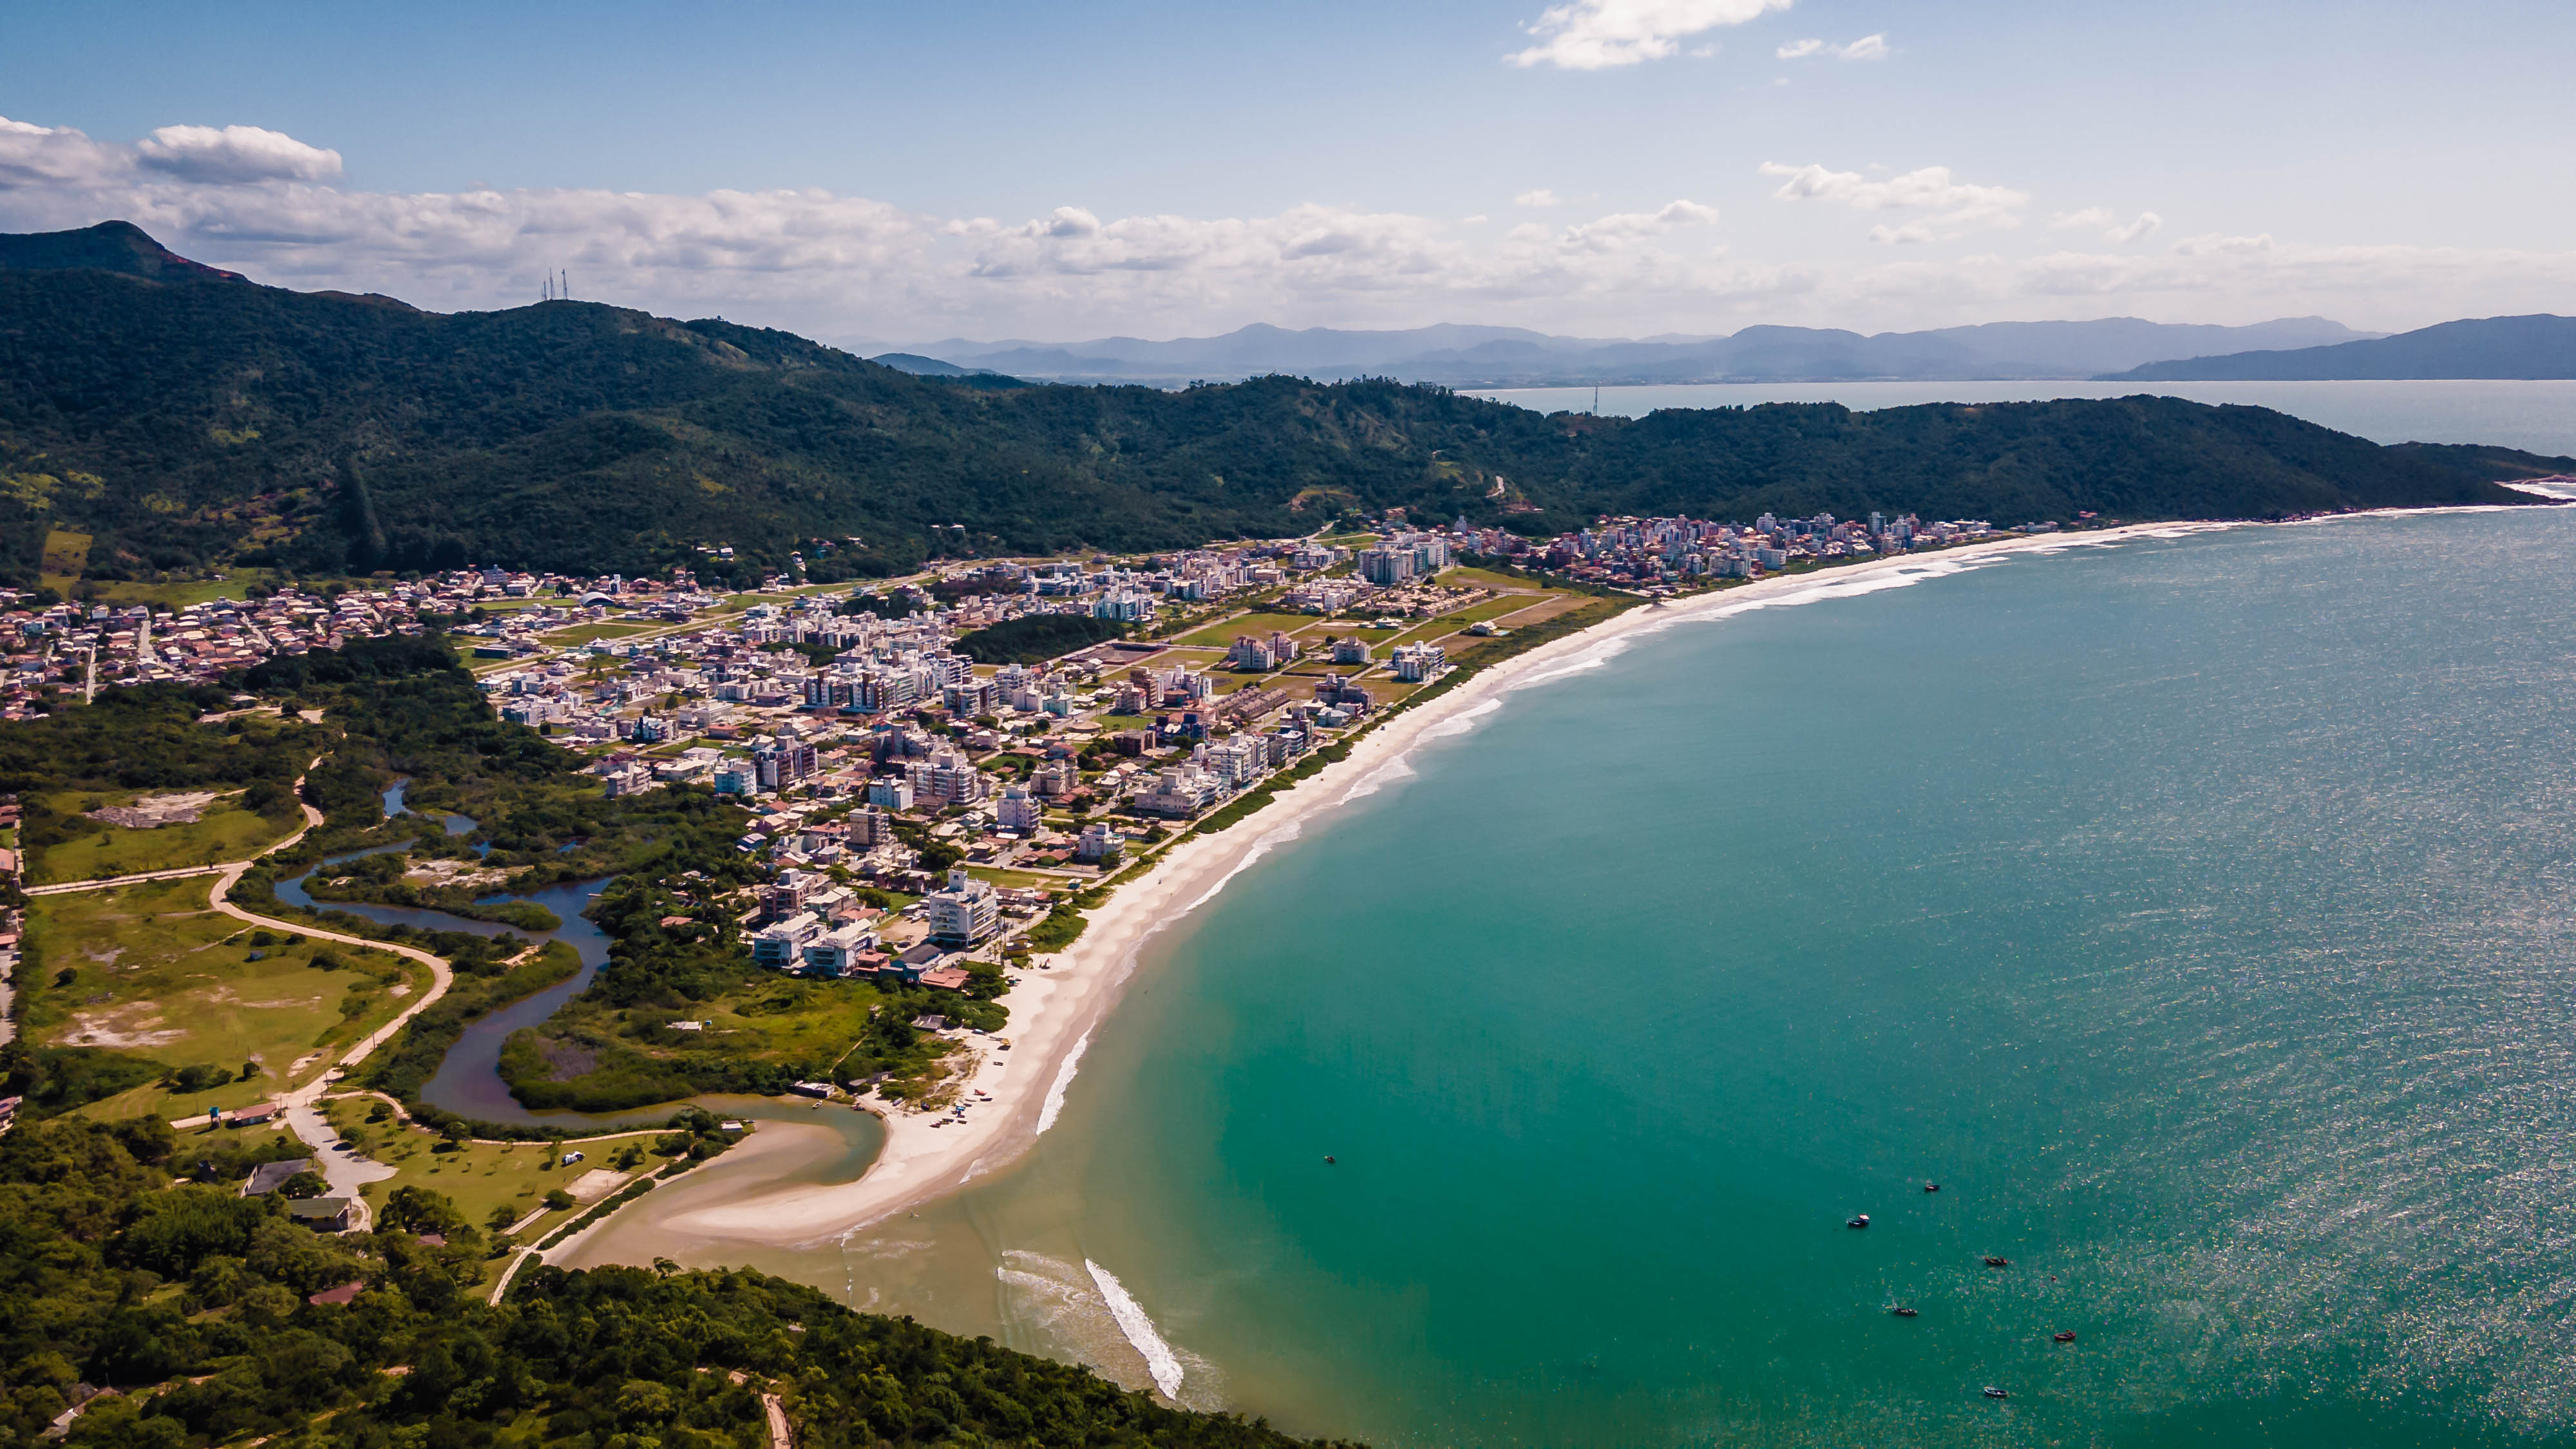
[624,507,2576,1446]
[1470,379,2576,456]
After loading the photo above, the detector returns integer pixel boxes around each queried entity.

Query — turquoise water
[696,507,2576,1446]
[1472,379,2576,456]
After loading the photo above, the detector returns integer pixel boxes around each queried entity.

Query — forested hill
[2,223,2564,589]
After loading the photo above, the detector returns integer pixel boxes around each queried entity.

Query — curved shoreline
[612,523,2210,1252]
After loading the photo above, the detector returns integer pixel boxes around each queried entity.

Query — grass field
[540,620,655,646]
[28,788,300,886]
[37,527,91,594]
[88,573,277,608]
[1437,565,1544,591]
[965,866,1055,889]
[323,1099,598,1244]
[1492,594,1590,627]
[1175,612,1322,648]
[32,878,429,1119]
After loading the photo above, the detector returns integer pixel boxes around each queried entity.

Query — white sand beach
[596,524,2197,1253]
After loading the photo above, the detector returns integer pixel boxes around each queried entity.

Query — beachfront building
[1331,637,1371,665]
[925,867,1001,947]
[1135,766,1221,819]
[1391,641,1446,683]
[866,777,915,810]
[1077,820,1124,864]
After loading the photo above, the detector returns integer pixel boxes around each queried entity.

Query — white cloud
[2106,211,2161,244]
[1560,198,1719,248]
[2052,207,2163,244]
[1761,161,2029,239]
[1777,33,1886,60]
[8,112,2576,340]
[1507,0,1795,70]
[136,124,343,184]
[1514,188,1564,208]
[0,116,133,189]
[2170,231,2271,257]
[1024,205,1099,239]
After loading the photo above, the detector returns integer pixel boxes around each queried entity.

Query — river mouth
[276,784,692,1130]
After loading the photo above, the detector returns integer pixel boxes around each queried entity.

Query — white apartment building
[927,867,1001,947]
[996,784,1043,831]
[752,913,824,969]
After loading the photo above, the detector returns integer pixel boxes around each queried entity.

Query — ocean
[1470,379,2576,457]
[603,506,2576,1446]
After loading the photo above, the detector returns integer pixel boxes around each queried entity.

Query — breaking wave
[1086,1259,1186,1399]
[1036,1029,1092,1135]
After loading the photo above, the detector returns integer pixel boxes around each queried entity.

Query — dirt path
[29,761,459,1195]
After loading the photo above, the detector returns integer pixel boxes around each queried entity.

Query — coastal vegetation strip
[0,1111,1343,1446]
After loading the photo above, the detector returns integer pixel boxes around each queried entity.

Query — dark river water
[278,781,685,1129]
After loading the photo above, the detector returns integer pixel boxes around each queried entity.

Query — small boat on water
[1982,1386,2010,1400]
[1924,1182,1941,1193]
[1889,1306,1918,1318]
[1847,1214,1871,1229]
[1983,1256,2010,1267]
[1323,1156,1336,1164]
[2053,1331,2077,1344]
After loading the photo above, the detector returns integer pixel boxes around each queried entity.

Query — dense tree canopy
[0,1115,1349,1447]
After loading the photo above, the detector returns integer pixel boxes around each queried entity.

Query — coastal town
[0,507,2016,1132]
[3,508,1998,720]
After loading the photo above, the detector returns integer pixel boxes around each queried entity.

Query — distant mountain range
[887,317,2384,388]
[2106,314,2576,381]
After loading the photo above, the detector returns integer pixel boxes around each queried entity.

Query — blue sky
[4,1,2571,341]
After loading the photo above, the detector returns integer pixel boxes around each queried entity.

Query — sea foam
[1036,1029,1092,1135]
[1086,1259,1186,1398]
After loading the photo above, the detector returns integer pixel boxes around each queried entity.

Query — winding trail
[24,761,458,1229]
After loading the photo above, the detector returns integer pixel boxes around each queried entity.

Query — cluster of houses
[1501,512,1997,589]
[0,584,434,718]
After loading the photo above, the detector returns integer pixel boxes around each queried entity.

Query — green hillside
[0,223,2562,590]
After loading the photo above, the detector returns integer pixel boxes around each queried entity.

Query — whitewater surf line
[1087,1258,1186,1399]
[1036,1028,1092,1135]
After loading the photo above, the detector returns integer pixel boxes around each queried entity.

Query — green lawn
[1089,714,1157,731]
[965,866,1054,889]
[90,571,285,609]
[540,620,655,646]
[1437,565,1545,591]
[323,1099,601,1244]
[1175,612,1321,648]
[32,878,430,1119]
[29,788,299,886]
[1491,594,1589,627]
